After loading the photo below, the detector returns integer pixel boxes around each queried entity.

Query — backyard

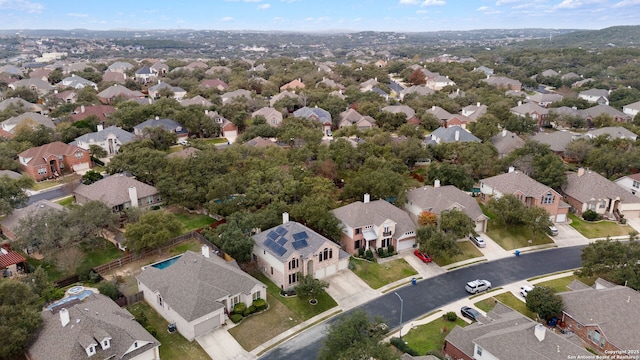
[350,258,418,289]
[229,272,338,351]
[167,208,216,233]
[403,316,468,355]
[568,214,631,238]
[431,241,484,266]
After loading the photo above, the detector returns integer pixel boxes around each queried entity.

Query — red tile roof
[0,250,26,268]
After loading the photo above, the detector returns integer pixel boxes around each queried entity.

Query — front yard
[486,222,554,250]
[533,273,596,293]
[403,316,468,355]
[431,241,484,266]
[568,213,631,238]
[350,257,418,289]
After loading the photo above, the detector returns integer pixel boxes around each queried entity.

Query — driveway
[553,222,591,247]
[324,270,378,310]
[196,328,255,360]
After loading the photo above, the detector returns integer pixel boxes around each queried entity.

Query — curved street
[259,245,584,360]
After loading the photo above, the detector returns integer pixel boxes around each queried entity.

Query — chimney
[509,166,515,173]
[204,109,208,115]
[434,179,441,188]
[128,187,139,208]
[282,212,289,224]
[454,129,460,141]
[534,323,546,342]
[477,102,481,107]
[374,77,377,82]
[431,105,436,111]
[155,116,159,120]
[502,129,507,137]
[578,167,585,177]
[364,193,370,203]
[201,244,210,258]
[456,88,460,94]
[60,308,70,327]
[81,105,85,113]
[97,124,104,132]
[518,100,522,106]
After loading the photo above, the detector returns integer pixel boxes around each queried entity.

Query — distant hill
[511,25,640,49]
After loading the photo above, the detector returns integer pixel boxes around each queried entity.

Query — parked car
[520,285,534,297]
[413,249,432,263]
[460,306,481,322]
[548,225,559,236]
[465,279,492,294]
[469,235,486,248]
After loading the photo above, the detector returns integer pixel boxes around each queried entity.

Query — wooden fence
[115,291,144,307]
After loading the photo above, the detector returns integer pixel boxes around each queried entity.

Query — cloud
[613,0,640,7]
[224,0,263,2]
[0,0,44,13]
[67,13,88,17]
[477,6,489,11]
[421,0,445,5]
[495,0,524,4]
[553,0,583,9]
[257,3,271,9]
[399,0,419,4]
[280,0,298,2]
[221,16,234,21]
[416,9,427,13]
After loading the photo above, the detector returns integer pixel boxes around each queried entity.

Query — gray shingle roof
[406,185,486,222]
[428,126,481,143]
[134,117,186,135]
[530,131,582,153]
[490,129,525,156]
[293,106,332,123]
[586,126,637,140]
[332,199,415,237]
[563,169,639,204]
[2,112,55,130]
[0,169,22,180]
[73,126,135,145]
[137,250,265,322]
[382,105,416,119]
[0,199,64,236]
[560,285,640,351]
[27,293,159,360]
[580,105,629,120]
[73,174,158,208]
[480,170,554,198]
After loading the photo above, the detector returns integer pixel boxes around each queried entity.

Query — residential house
[540,69,560,77]
[251,63,267,72]
[8,78,55,95]
[26,292,160,360]
[0,64,24,76]
[280,78,305,91]
[510,101,549,127]
[269,90,298,108]
[199,78,229,91]
[399,85,434,101]
[561,72,581,81]
[370,87,390,101]
[561,168,640,219]
[573,78,595,88]
[473,66,494,76]
[490,129,525,159]
[206,66,232,76]
[426,126,481,144]
[221,89,252,104]
[0,200,64,241]
[316,77,343,90]
[73,125,135,157]
[479,167,569,223]
[530,131,582,156]
[180,95,213,108]
[185,61,208,71]
[338,108,375,130]
[623,100,640,118]
[0,244,27,277]
[133,117,188,142]
[0,97,43,113]
[52,89,77,104]
[150,61,168,76]
[97,85,144,104]
[482,76,522,91]
[461,102,487,121]
[205,110,238,141]
[69,104,116,124]
[406,181,488,233]
[293,106,333,136]
[333,194,417,254]
[580,105,631,124]
[426,75,456,91]
[252,107,284,127]
[443,113,471,129]
[382,105,416,122]
[243,136,279,148]
[578,88,610,105]
[148,82,186,100]
[59,74,97,90]
[614,173,640,197]
[425,105,453,124]
[101,71,126,84]
[585,126,637,141]
[252,213,350,289]
[1,112,55,139]
[359,78,379,92]
[134,66,158,83]
[444,302,591,360]
[74,173,161,211]
[526,92,563,107]
[18,142,91,181]
[137,248,266,341]
[559,279,640,356]
[106,61,134,73]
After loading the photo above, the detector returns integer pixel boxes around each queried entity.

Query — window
[253,292,260,300]
[288,273,298,284]
[320,248,332,262]
[232,295,240,306]
[591,329,601,346]
[270,267,273,275]
[37,167,47,175]
[355,228,361,235]
[542,192,554,204]
[476,346,483,356]
[288,258,299,270]
[147,195,154,204]
[75,151,84,159]
[599,200,606,209]
[588,203,596,210]
[354,240,361,249]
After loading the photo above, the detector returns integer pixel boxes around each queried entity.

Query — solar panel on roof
[264,238,288,257]
[275,227,288,236]
[275,245,287,256]
[277,236,287,246]
[267,231,279,241]
[292,232,308,241]
[292,239,308,250]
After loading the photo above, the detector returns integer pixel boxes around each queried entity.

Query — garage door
[325,265,337,277]
[396,239,414,251]
[474,221,484,232]
[622,210,640,219]
[193,315,221,338]
[556,214,567,223]
[315,268,326,279]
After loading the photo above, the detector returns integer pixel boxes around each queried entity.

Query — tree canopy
[124,210,183,253]
[525,285,564,320]
[0,280,43,359]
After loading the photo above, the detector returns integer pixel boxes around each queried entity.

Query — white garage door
[224,131,238,144]
[396,239,414,251]
[622,210,640,219]
[556,214,567,223]
[474,221,484,232]
[193,315,221,338]
[315,268,326,279]
[325,265,337,277]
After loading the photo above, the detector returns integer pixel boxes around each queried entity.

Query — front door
[307,259,313,277]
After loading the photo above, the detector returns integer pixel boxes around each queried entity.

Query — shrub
[97,281,121,301]
[253,298,267,311]
[444,311,458,321]
[358,248,365,257]
[377,247,384,257]
[42,287,65,302]
[583,209,599,221]
[144,325,157,337]
[387,245,394,254]
[390,337,420,356]
[233,302,247,315]
[365,249,374,259]
[382,251,389,258]
[230,313,243,323]
[243,305,256,317]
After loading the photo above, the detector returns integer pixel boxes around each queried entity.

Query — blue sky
[1,0,639,32]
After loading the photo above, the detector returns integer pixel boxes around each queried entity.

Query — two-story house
[72,125,135,157]
[479,167,569,223]
[18,142,91,181]
[332,194,416,255]
[251,213,350,290]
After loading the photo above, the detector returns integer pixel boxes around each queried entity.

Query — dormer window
[101,339,110,350]
[86,345,96,357]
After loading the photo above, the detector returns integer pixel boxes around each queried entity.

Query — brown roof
[73,174,158,208]
[563,169,639,204]
[18,142,88,167]
[480,170,557,198]
[69,105,116,122]
[0,247,26,267]
[406,185,486,222]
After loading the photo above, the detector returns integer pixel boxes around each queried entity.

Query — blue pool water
[150,255,182,269]
[47,289,95,311]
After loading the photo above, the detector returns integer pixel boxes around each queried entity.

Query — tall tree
[487,194,527,230]
[417,225,461,258]
[578,239,640,290]
[525,286,564,320]
[124,211,182,253]
[440,209,475,239]
[0,280,43,359]
[294,274,329,303]
[0,175,34,216]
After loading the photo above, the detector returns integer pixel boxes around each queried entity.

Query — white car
[465,279,492,294]
[520,285,534,297]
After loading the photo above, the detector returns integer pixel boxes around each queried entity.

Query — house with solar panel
[252,213,350,290]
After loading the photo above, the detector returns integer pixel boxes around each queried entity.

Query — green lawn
[167,238,204,255]
[351,258,418,289]
[127,302,210,360]
[55,196,75,207]
[31,174,81,191]
[486,221,554,250]
[568,213,631,238]
[431,241,484,266]
[76,242,123,275]
[173,213,215,232]
[534,274,596,293]
[26,257,67,282]
[403,316,468,355]
[493,292,537,320]
[474,297,498,313]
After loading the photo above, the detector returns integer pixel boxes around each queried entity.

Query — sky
[1,0,639,32]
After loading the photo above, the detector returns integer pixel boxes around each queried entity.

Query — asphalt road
[26,185,74,205]
[259,245,584,360]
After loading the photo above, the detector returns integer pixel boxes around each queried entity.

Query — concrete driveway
[196,328,255,360]
[324,270,378,310]
[553,222,591,247]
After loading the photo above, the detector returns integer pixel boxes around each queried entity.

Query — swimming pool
[149,255,182,270]
[47,288,95,311]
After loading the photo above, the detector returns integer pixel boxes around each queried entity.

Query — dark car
[413,249,432,263]
[460,306,481,322]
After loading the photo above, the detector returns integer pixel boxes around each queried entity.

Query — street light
[394,292,403,340]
